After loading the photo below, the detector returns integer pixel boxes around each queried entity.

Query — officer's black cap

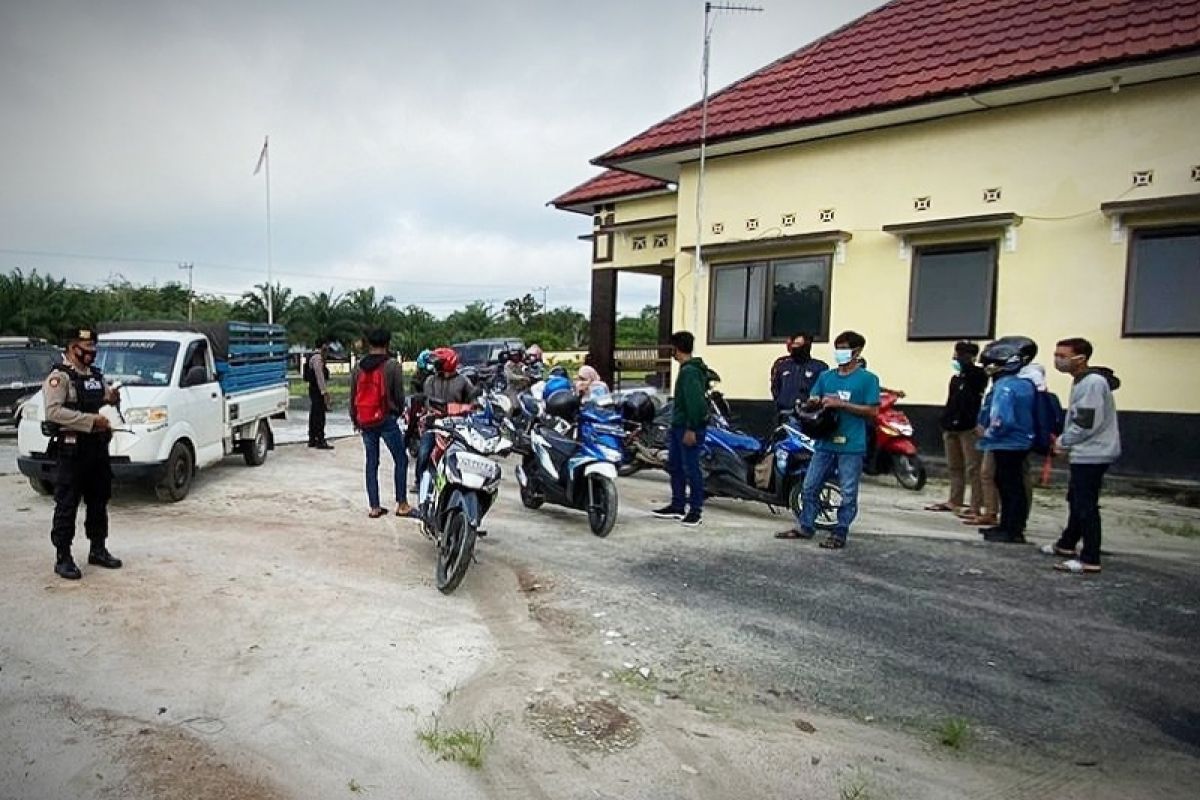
[64,327,98,344]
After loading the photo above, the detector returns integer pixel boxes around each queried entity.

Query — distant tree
[502,293,543,327]
[233,282,302,329]
[391,304,444,359]
[616,304,659,346]
[291,290,358,348]
[443,301,499,343]
[345,287,397,333]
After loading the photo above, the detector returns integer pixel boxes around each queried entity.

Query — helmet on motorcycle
[430,346,459,375]
[526,344,544,360]
[620,391,656,424]
[415,348,433,372]
[544,375,571,397]
[545,387,580,422]
[992,335,1038,365]
[980,339,1026,377]
[547,365,568,379]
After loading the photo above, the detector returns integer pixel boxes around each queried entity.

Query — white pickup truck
[18,323,290,501]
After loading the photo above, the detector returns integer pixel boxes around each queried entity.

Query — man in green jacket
[651,331,709,527]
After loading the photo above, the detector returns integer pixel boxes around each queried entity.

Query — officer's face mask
[74,346,96,366]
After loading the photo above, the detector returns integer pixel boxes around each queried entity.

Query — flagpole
[264,135,274,325]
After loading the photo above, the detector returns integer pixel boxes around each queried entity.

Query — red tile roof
[549,169,671,210]
[597,0,1200,163]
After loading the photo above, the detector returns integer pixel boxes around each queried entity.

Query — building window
[908,243,997,340]
[1124,226,1200,336]
[709,256,832,343]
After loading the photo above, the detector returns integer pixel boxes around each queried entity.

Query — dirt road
[2,437,1198,799]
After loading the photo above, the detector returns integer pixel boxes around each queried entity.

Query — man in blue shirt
[976,338,1037,544]
[776,330,880,549]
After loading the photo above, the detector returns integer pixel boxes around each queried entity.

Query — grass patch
[937,716,972,750]
[838,768,874,800]
[416,716,496,770]
[1152,521,1200,539]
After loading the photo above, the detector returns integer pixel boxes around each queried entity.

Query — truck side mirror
[183,365,209,387]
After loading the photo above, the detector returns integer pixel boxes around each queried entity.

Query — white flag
[253,136,268,176]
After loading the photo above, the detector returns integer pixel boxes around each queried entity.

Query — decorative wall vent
[711,222,725,235]
[1132,170,1154,187]
[781,213,796,227]
[653,233,669,249]
[604,213,615,226]
[913,196,932,212]
[983,187,1002,203]
[631,235,647,251]
[819,208,836,223]
[593,215,603,227]
[1191,165,1200,182]
[745,218,760,231]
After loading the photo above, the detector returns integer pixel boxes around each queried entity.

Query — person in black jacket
[770,332,828,419]
[925,341,988,517]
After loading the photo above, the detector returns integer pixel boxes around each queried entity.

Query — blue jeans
[362,416,408,508]
[797,449,864,540]
[668,425,705,511]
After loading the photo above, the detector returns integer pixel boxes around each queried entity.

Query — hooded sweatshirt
[1058,369,1121,464]
[671,356,710,430]
[349,354,406,426]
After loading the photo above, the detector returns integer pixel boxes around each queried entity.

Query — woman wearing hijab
[575,364,610,402]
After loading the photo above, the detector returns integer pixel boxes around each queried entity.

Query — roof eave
[595,51,1200,181]
[549,186,677,216]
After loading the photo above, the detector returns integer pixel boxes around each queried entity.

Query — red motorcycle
[865,391,926,491]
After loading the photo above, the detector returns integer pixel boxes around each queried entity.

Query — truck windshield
[97,340,180,386]
[453,344,493,366]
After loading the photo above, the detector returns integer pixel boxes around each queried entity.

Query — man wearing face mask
[776,330,879,549]
[770,333,828,420]
[926,342,987,517]
[42,328,123,580]
[1043,338,1121,574]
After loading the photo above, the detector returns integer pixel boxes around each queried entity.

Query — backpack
[303,356,313,383]
[1029,385,1065,456]
[353,367,389,428]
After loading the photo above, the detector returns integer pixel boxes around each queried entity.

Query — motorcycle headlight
[124,406,169,425]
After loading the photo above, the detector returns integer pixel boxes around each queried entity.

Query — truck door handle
[211,392,218,399]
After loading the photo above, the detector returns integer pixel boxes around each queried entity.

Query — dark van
[0,337,61,427]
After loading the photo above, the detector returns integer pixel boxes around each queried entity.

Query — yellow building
[552,0,1200,478]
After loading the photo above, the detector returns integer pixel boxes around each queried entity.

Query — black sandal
[818,536,846,550]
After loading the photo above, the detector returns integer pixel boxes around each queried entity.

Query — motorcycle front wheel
[586,475,618,538]
[892,454,927,491]
[788,479,844,531]
[436,509,477,594]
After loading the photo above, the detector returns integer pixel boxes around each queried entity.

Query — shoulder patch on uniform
[48,376,62,388]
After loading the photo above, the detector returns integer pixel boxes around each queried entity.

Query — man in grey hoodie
[1045,337,1121,574]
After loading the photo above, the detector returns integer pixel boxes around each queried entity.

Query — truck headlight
[20,402,39,421]
[124,406,169,425]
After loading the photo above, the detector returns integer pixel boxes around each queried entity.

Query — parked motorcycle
[616,371,730,476]
[864,390,926,491]
[416,403,510,593]
[516,391,622,537]
[700,416,842,528]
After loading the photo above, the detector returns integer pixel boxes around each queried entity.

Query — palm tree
[345,287,397,332]
[291,289,358,347]
[234,282,300,327]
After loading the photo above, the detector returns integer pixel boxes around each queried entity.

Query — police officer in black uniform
[42,327,122,580]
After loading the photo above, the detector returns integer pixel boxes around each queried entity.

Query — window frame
[706,254,833,345]
[906,240,999,342]
[1122,224,1200,338]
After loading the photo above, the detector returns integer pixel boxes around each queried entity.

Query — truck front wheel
[156,442,195,502]
[242,421,271,466]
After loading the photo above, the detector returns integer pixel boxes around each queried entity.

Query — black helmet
[620,391,656,424]
[545,388,580,422]
[993,335,1038,365]
[547,365,568,379]
[980,339,1025,376]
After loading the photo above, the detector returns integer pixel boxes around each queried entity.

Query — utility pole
[692,2,763,329]
[178,262,195,321]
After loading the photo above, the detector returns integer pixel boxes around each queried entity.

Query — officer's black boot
[55,552,82,580]
[87,544,122,569]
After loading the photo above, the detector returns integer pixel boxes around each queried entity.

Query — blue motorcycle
[516,395,623,537]
[700,416,842,529]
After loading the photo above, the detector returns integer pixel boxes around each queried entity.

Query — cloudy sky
[0,0,882,316]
